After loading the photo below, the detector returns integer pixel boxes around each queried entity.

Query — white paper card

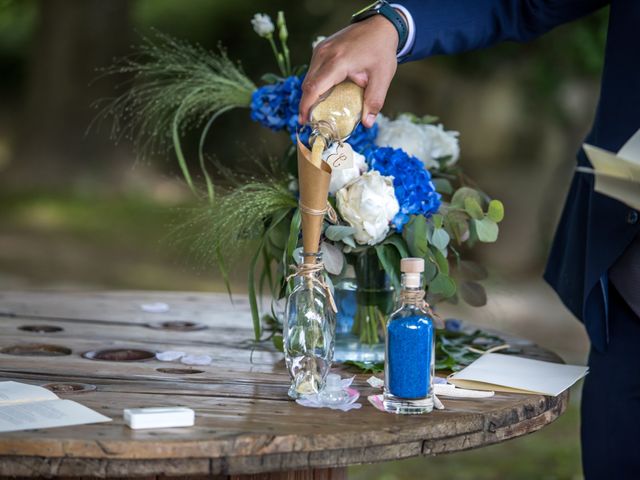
[448,353,588,397]
[0,399,111,433]
[0,381,112,433]
[582,127,640,209]
[322,142,354,170]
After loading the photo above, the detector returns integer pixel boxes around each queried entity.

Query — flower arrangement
[99,11,504,367]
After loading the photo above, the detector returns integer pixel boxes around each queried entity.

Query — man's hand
[298,15,399,129]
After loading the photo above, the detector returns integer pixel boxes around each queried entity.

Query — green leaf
[325,225,356,241]
[431,228,450,251]
[343,361,384,373]
[428,273,457,298]
[432,178,453,195]
[432,214,444,229]
[487,199,505,223]
[464,197,484,220]
[375,244,402,291]
[342,236,356,249]
[402,215,428,258]
[451,187,484,209]
[249,208,290,341]
[284,208,301,266]
[272,334,284,352]
[474,218,499,243]
[460,281,488,307]
[383,235,409,258]
[261,73,282,84]
[431,245,450,275]
[459,260,489,281]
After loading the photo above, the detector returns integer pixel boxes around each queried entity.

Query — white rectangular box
[123,407,195,430]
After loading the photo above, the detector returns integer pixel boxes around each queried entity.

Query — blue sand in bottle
[387,315,433,399]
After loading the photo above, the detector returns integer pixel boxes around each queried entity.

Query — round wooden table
[0,291,568,479]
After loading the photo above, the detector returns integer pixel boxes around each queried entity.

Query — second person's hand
[298,14,399,129]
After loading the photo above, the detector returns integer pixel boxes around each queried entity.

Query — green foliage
[96,31,256,197]
[402,215,428,258]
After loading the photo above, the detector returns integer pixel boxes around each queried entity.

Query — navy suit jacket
[396,0,640,351]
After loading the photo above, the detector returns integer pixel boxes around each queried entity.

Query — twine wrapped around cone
[297,137,332,264]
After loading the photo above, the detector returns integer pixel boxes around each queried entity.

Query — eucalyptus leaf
[272,334,284,352]
[375,244,402,291]
[383,235,409,258]
[459,260,489,281]
[474,217,499,243]
[433,178,453,195]
[464,197,484,220]
[451,187,484,209]
[431,228,450,251]
[431,245,450,275]
[428,272,457,298]
[460,281,487,307]
[320,241,345,275]
[432,214,444,229]
[487,199,505,223]
[403,215,428,257]
[342,236,356,249]
[325,225,356,241]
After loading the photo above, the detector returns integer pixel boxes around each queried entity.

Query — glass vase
[283,253,335,399]
[333,249,395,363]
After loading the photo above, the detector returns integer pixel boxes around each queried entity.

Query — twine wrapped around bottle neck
[400,289,444,329]
[286,262,338,313]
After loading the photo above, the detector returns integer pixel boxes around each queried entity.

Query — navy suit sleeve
[395,0,609,61]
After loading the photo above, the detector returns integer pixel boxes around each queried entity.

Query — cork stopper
[401,257,424,273]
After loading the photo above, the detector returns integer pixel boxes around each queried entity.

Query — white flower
[251,13,274,37]
[325,146,368,195]
[336,171,399,246]
[312,36,327,49]
[375,113,460,169]
[423,123,460,167]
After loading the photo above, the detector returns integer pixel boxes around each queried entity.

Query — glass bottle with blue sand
[383,257,435,414]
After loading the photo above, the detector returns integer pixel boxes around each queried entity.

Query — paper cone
[297,138,331,264]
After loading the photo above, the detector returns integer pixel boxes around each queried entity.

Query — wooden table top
[0,290,568,478]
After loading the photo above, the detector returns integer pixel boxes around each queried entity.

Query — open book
[581,128,640,209]
[0,381,111,433]
[448,353,588,396]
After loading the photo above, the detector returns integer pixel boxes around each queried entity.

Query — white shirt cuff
[390,3,415,58]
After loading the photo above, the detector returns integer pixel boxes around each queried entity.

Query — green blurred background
[0,1,608,478]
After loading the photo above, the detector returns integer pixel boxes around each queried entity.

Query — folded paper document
[581,128,640,209]
[448,353,588,396]
[0,381,111,433]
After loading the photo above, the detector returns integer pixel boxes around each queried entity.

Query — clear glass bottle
[383,258,435,414]
[283,252,336,399]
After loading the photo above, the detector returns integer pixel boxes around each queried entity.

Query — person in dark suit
[299,1,640,478]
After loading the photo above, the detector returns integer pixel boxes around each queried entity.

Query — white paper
[0,399,111,433]
[0,381,59,405]
[448,353,588,396]
[0,381,112,432]
[582,128,640,210]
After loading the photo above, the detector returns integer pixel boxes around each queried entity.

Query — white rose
[423,123,460,167]
[375,114,432,166]
[251,13,274,37]
[325,146,368,195]
[336,171,399,246]
[312,36,327,49]
[375,114,460,169]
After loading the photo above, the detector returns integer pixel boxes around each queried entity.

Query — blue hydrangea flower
[250,75,303,135]
[366,146,442,230]
[250,75,378,149]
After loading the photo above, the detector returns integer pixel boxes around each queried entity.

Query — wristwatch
[351,1,409,54]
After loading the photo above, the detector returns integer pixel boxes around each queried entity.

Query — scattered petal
[141,302,170,313]
[367,376,384,388]
[156,351,186,362]
[181,354,212,366]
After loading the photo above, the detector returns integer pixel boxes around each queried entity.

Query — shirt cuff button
[627,210,639,224]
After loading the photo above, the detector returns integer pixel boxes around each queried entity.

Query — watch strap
[351,1,408,54]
